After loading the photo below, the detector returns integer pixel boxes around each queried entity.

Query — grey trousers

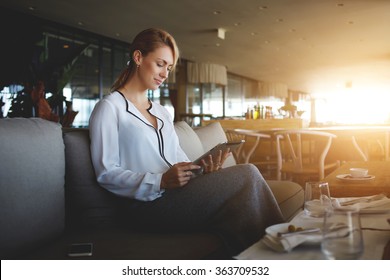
[121,164,284,255]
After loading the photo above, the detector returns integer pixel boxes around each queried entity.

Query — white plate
[266,223,289,237]
[336,174,375,181]
[265,222,322,244]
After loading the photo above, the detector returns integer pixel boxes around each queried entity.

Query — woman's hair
[111,28,179,92]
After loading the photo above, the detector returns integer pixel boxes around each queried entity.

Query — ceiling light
[213,10,222,15]
[217,28,226,40]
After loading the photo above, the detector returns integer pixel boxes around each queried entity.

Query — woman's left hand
[201,149,231,174]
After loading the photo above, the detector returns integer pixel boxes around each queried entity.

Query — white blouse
[89,91,189,201]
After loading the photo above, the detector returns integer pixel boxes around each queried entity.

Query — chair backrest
[351,131,390,161]
[274,130,337,180]
[226,129,270,164]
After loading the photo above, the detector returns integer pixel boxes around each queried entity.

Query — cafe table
[323,161,390,198]
[235,210,390,260]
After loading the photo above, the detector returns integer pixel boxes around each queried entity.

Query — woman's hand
[161,162,201,189]
[201,149,231,174]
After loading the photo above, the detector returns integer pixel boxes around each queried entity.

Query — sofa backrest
[0,118,65,259]
[174,121,204,161]
[175,121,236,167]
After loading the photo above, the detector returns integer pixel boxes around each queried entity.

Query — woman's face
[136,46,174,90]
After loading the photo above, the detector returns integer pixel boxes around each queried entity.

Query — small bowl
[349,168,368,178]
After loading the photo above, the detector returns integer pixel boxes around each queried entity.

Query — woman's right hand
[161,162,201,189]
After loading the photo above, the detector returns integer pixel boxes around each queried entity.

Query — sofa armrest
[266,180,304,221]
[0,118,65,259]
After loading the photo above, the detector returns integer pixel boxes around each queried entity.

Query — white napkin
[262,195,390,253]
[261,231,322,252]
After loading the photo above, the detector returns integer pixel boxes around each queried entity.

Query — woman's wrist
[160,173,167,189]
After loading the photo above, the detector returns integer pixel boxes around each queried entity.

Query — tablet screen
[193,140,244,164]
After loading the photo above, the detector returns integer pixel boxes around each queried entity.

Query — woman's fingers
[220,148,231,165]
[162,162,199,188]
[201,152,224,173]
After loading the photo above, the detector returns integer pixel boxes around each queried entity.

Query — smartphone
[68,243,93,257]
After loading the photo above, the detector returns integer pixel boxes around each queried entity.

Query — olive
[288,225,296,232]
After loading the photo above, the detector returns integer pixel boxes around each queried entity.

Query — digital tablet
[193,140,244,165]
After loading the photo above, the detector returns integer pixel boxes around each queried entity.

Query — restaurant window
[185,83,225,126]
[225,74,289,119]
[186,84,201,114]
[148,83,175,120]
[225,75,245,118]
[0,10,136,127]
[202,84,224,117]
[66,40,129,127]
[185,84,206,126]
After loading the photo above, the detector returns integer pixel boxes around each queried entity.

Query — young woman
[89,28,284,256]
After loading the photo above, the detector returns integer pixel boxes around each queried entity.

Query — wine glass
[321,208,364,260]
[304,181,332,217]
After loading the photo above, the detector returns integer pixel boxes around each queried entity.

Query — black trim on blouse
[117,91,173,167]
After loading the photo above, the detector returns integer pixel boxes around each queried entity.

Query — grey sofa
[0,118,303,259]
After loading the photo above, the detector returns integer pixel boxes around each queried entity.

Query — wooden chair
[274,130,339,182]
[351,131,390,161]
[225,129,271,164]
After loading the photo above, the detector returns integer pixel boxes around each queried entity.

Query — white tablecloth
[236,210,390,260]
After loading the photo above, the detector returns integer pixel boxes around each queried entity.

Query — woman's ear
[132,50,142,66]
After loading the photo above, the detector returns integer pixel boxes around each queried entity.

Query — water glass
[321,208,364,260]
[304,181,332,217]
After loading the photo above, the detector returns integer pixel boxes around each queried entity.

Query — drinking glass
[304,181,332,217]
[321,208,364,260]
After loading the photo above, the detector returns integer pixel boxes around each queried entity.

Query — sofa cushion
[193,122,236,167]
[174,121,204,161]
[0,118,65,259]
[63,128,125,229]
[266,180,304,221]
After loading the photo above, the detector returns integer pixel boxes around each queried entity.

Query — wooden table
[323,161,390,198]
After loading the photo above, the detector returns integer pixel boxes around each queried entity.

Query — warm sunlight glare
[315,86,390,125]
